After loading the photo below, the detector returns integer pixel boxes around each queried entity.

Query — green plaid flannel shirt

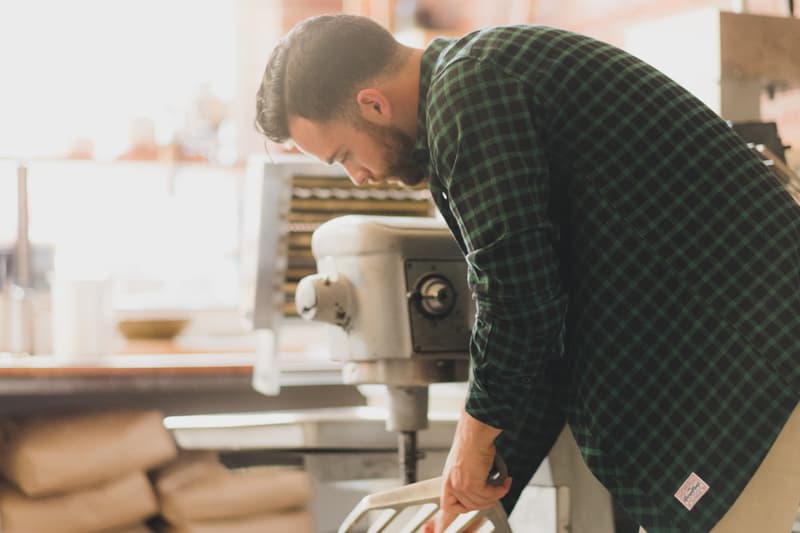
[412,26,800,532]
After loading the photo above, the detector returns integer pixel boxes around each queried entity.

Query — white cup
[51,278,112,361]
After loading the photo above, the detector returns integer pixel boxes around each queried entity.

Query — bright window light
[0,0,236,160]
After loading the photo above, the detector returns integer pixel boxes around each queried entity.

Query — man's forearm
[457,408,503,451]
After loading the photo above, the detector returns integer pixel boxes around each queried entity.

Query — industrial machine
[170,158,598,532]
[295,215,472,484]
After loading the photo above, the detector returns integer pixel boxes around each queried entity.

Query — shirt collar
[412,38,451,171]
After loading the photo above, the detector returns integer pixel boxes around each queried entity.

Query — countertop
[0,328,344,383]
[0,350,345,395]
[0,342,365,416]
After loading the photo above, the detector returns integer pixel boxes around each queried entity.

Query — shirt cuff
[465,368,538,430]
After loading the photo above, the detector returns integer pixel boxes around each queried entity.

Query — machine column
[387,386,429,484]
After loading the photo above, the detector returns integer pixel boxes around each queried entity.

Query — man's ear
[356,88,392,126]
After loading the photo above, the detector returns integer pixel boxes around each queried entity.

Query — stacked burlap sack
[0,409,177,533]
[153,451,315,533]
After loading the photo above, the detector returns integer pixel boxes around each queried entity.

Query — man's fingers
[440,489,471,515]
[425,509,489,533]
[444,476,512,511]
[446,486,509,510]
[434,476,511,533]
[436,508,459,532]
[422,508,462,533]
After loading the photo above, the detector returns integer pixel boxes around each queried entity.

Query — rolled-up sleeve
[427,57,568,431]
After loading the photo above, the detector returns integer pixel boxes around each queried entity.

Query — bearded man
[256,14,800,533]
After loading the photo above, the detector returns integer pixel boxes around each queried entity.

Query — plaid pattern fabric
[413,26,800,532]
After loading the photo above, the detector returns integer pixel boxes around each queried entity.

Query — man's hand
[424,409,511,532]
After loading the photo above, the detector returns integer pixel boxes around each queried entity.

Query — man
[256,14,800,533]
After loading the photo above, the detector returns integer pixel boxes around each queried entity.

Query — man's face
[289,115,426,187]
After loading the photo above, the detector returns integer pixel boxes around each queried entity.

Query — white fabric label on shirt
[674,472,710,511]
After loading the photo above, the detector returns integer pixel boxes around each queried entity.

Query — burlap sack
[155,462,312,523]
[152,451,226,495]
[162,510,314,533]
[0,471,158,533]
[1,409,177,496]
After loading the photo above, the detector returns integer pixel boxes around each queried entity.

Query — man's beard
[360,119,427,187]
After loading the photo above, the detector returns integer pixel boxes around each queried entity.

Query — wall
[533,0,791,40]
[284,0,344,30]
[234,0,285,158]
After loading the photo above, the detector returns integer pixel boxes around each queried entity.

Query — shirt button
[521,376,533,385]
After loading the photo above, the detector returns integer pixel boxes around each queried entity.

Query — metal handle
[487,454,508,487]
[338,455,511,533]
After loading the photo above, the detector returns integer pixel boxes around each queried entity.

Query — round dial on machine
[411,273,456,318]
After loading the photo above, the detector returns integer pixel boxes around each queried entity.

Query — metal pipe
[399,430,418,484]
[9,163,35,355]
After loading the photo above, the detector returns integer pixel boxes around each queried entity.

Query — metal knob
[413,274,456,318]
[295,273,355,330]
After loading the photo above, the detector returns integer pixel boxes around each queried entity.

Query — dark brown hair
[255,14,402,143]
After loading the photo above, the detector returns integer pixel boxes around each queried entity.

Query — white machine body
[295,215,472,387]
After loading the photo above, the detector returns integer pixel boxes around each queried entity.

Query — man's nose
[344,164,370,186]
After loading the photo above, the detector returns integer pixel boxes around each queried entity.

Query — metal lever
[338,456,511,533]
[487,456,509,489]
